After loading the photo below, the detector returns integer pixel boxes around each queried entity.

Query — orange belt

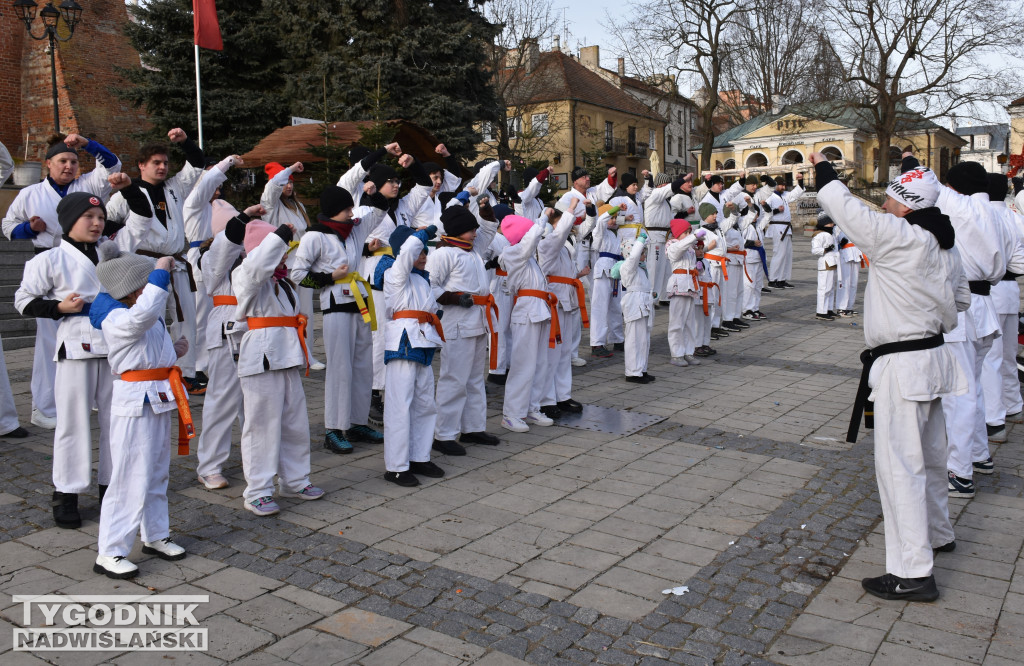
[119,366,195,455]
[515,289,562,348]
[211,295,237,307]
[728,250,753,282]
[393,309,446,342]
[673,268,699,291]
[698,280,719,317]
[471,295,500,370]
[842,242,870,268]
[495,268,508,277]
[246,314,310,376]
[704,254,728,280]
[547,275,590,329]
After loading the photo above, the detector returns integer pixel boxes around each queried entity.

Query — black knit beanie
[57,192,106,234]
[320,185,355,218]
[441,206,479,237]
[364,164,398,190]
[571,167,589,182]
[946,161,988,195]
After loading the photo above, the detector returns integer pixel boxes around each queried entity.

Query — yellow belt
[372,247,393,257]
[334,273,377,330]
[618,224,642,231]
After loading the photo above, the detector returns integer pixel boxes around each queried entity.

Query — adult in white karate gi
[2,134,121,428]
[92,251,190,579]
[428,204,500,456]
[515,166,550,221]
[812,151,967,602]
[764,174,804,288]
[105,128,206,392]
[233,221,324,517]
[736,177,769,320]
[644,173,689,303]
[619,234,655,382]
[608,172,651,245]
[291,186,387,454]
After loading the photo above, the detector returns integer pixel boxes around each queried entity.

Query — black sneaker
[756,310,768,319]
[613,342,625,351]
[52,491,81,529]
[827,310,839,318]
[194,371,209,385]
[933,541,956,553]
[721,322,741,332]
[694,347,711,357]
[742,310,758,320]
[642,372,655,383]
[625,375,647,384]
[369,390,384,421]
[732,318,750,329]
[762,286,773,293]
[591,345,613,358]
[540,404,561,419]
[324,430,353,454]
[98,484,108,503]
[780,281,795,289]
[948,471,974,498]
[432,439,466,456]
[861,573,939,602]
[556,399,583,413]
[815,313,834,321]
[460,431,500,446]
[973,457,994,475]
[487,373,507,386]
[384,471,420,487]
[346,424,383,443]
[986,424,1007,443]
[711,327,729,338]
[0,426,29,438]
[409,461,445,478]
[182,376,207,396]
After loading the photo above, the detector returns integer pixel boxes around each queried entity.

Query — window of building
[628,126,637,154]
[821,146,843,161]
[531,113,549,137]
[648,129,656,148]
[689,114,695,132]
[678,137,683,156]
[507,117,522,139]
[678,110,682,123]
[481,122,494,142]
[667,134,673,155]
[604,121,614,151]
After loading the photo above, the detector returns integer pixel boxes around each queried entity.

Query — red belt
[546,275,589,329]
[393,309,446,343]
[246,315,310,376]
[120,366,195,455]
[727,250,752,282]
[515,289,561,348]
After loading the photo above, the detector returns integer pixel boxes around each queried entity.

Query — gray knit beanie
[654,173,672,187]
[96,243,155,299]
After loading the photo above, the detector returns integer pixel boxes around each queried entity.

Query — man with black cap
[810,150,968,603]
[609,170,651,245]
[105,128,207,394]
[644,172,690,303]
[15,184,156,529]
[516,165,550,221]
[3,133,122,430]
[336,142,402,206]
[764,172,804,288]
[407,144,466,230]
[291,185,389,455]
[934,160,1013,497]
[427,204,501,455]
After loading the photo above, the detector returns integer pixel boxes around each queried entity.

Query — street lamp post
[12,0,84,135]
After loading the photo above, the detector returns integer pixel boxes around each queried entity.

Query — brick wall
[0,0,150,170]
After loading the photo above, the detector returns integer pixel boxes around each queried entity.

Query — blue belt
[189,241,204,248]
[755,246,768,274]
[66,302,92,316]
[599,252,623,261]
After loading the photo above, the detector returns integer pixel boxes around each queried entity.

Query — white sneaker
[571,356,587,367]
[309,360,326,371]
[526,411,554,427]
[198,473,229,490]
[684,355,701,366]
[94,555,138,579]
[142,537,186,561]
[31,408,56,430]
[501,416,529,432]
[670,357,688,367]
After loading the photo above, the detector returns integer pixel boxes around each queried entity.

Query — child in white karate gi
[665,219,705,366]
[618,233,656,383]
[811,213,840,320]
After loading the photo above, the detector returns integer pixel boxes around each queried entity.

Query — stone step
[1,334,36,351]
[0,318,35,335]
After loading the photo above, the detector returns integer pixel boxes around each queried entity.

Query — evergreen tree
[273,0,500,159]
[118,0,290,160]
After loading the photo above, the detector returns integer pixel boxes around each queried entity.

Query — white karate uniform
[96,279,178,557]
[500,224,552,419]
[196,230,245,478]
[722,215,745,322]
[486,233,513,376]
[739,207,767,314]
[620,239,654,376]
[936,189,1009,478]
[538,211,584,405]
[818,177,967,579]
[666,235,700,358]
[516,175,545,221]
[695,257,714,346]
[383,233,444,471]
[981,202,1024,426]
[2,165,116,419]
[643,184,677,302]
[703,226,728,328]
[589,213,625,346]
[107,162,203,376]
[810,229,839,314]
[764,185,804,282]
[261,164,319,362]
[834,226,863,311]
[290,206,385,432]
[427,215,497,441]
[232,233,312,502]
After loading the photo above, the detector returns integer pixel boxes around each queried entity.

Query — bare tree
[606,0,746,171]
[820,0,1021,180]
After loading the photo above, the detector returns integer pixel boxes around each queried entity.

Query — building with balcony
[955,124,1010,174]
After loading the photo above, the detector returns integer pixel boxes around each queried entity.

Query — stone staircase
[0,239,38,351]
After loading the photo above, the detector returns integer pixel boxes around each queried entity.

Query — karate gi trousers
[0,334,20,434]
[838,260,860,310]
[503,321,550,418]
[871,358,954,578]
[384,359,435,472]
[490,287,513,377]
[624,313,653,377]
[590,277,624,347]
[743,261,764,313]
[943,335,994,478]
[98,406,171,557]
[435,333,488,440]
[31,318,57,418]
[323,311,373,431]
[668,295,698,358]
[194,280,210,374]
[196,344,243,478]
[53,357,112,493]
[724,265,743,321]
[981,282,1022,426]
[239,368,311,502]
[816,268,837,314]
[708,265,726,328]
[646,232,670,302]
[298,286,318,364]
[169,268,199,378]
[769,235,793,282]
[541,305,578,406]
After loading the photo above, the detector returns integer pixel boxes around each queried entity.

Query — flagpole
[194,44,204,149]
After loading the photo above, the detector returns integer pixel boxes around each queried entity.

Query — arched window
[715,160,723,170]
[821,146,843,161]
[780,149,803,165]
[744,153,767,168]
[723,158,737,169]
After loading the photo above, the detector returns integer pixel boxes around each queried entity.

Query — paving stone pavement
[2,236,1024,665]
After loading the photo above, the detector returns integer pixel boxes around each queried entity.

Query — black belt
[324,301,361,314]
[645,227,671,232]
[824,245,835,252]
[968,280,991,296]
[33,246,49,255]
[1002,271,1021,281]
[847,334,945,443]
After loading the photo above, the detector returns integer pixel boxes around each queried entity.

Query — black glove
[458,293,475,307]
[484,257,500,270]
[585,203,597,218]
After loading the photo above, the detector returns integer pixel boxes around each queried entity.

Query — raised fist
[398,154,414,169]
[167,128,187,143]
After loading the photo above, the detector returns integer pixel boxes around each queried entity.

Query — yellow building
[695,103,965,185]
[476,44,665,193]
[1006,96,1024,172]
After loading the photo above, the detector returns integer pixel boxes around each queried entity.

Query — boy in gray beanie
[90,245,192,579]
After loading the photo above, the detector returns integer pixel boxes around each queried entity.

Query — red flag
[193,0,223,51]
